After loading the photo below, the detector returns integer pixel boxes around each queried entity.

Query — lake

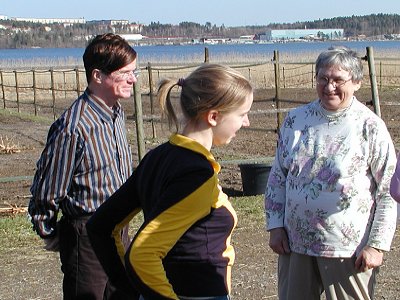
[1,40,400,68]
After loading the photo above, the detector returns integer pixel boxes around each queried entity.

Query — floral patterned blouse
[265,97,398,257]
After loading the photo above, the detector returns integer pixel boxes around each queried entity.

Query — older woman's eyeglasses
[316,76,352,88]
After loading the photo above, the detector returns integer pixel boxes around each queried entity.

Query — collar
[83,89,121,123]
[169,134,221,173]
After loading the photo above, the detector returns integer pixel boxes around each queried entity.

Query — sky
[1,0,400,27]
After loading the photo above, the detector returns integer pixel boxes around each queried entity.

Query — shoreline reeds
[1,47,399,70]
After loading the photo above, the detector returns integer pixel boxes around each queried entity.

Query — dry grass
[1,61,400,108]
[0,203,28,215]
[0,135,22,154]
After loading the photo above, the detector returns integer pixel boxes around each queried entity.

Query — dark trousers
[58,216,129,300]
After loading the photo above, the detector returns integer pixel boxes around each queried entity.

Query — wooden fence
[1,47,400,161]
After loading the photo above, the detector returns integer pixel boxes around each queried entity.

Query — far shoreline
[1,40,400,70]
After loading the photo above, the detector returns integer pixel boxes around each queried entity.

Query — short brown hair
[83,33,137,83]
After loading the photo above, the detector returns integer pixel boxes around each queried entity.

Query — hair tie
[177,78,185,87]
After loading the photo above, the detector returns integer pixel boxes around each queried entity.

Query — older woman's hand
[268,227,291,255]
[355,245,384,272]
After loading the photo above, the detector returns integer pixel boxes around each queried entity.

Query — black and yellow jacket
[87,134,237,299]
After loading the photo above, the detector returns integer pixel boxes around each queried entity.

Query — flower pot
[239,163,271,196]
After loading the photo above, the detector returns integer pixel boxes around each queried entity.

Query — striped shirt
[28,89,133,238]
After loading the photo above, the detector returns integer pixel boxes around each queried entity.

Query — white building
[260,28,344,41]
[10,17,86,24]
[87,20,129,26]
[118,34,143,41]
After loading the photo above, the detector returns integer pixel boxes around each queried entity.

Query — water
[1,40,400,67]
[0,47,84,60]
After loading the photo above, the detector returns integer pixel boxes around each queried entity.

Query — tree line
[270,13,400,38]
[0,13,399,48]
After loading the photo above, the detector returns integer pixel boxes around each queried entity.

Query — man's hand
[43,234,59,252]
[355,245,384,272]
[268,227,291,255]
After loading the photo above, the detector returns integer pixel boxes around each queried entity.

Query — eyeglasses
[316,76,352,88]
[112,69,140,81]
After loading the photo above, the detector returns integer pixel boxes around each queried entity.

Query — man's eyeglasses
[316,76,352,88]
[112,69,140,81]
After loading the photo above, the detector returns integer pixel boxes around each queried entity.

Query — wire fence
[1,52,400,116]
[1,48,400,160]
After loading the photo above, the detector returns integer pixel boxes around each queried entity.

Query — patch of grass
[0,198,265,251]
[231,195,265,225]
[0,214,38,251]
[0,108,53,125]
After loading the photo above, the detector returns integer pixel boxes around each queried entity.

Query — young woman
[87,63,253,300]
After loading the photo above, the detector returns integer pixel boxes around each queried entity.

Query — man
[28,33,138,299]
[265,46,398,300]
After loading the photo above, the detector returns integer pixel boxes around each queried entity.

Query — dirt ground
[1,88,400,299]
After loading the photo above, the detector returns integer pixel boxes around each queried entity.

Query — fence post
[50,68,56,120]
[33,70,37,116]
[366,47,381,117]
[14,71,20,113]
[273,50,283,131]
[311,64,314,88]
[147,62,157,139]
[75,68,80,97]
[133,61,146,162]
[204,47,209,63]
[63,71,67,98]
[0,71,5,109]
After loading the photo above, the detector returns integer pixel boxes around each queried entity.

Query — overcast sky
[1,0,399,26]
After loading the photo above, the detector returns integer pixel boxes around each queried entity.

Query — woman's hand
[268,227,291,255]
[355,245,384,272]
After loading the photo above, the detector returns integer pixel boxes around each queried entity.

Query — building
[239,35,256,43]
[118,34,144,41]
[10,17,86,24]
[87,20,129,26]
[260,28,344,41]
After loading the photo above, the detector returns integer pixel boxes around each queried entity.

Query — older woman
[265,46,397,300]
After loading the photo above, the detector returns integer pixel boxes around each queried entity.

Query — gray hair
[315,46,363,81]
